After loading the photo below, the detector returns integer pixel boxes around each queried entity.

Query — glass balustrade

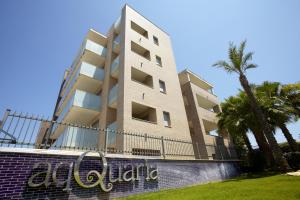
[57,62,104,114]
[108,84,118,107]
[107,122,117,145]
[52,126,98,149]
[110,56,119,77]
[85,40,107,57]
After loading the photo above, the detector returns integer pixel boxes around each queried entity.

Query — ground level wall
[0,148,239,199]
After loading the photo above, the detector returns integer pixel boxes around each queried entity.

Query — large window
[163,111,171,127]
[159,80,166,93]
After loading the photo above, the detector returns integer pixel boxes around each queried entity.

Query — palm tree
[218,93,275,166]
[218,96,253,154]
[256,81,298,151]
[213,40,290,171]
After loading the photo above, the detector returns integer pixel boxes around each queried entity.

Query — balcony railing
[52,90,101,135]
[58,90,101,123]
[110,56,119,78]
[113,35,120,53]
[108,84,118,108]
[57,62,104,114]
[114,16,121,33]
[0,109,238,160]
[61,40,106,94]
[198,107,218,123]
[52,126,98,149]
[107,122,117,146]
[85,39,107,57]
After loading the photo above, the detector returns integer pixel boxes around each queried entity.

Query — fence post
[161,136,166,159]
[0,109,11,130]
[104,128,108,155]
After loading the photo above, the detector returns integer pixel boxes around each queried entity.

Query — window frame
[155,55,162,67]
[159,80,166,94]
[163,111,171,127]
[153,36,159,45]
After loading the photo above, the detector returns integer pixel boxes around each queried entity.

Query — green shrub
[284,152,300,170]
[249,150,268,172]
[280,142,300,153]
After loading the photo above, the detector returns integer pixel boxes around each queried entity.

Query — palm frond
[212,61,238,74]
[238,40,247,61]
[242,52,254,64]
[244,63,257,71]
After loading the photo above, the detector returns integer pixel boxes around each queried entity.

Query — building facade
[179,70,235,159]
[38,5,234,158]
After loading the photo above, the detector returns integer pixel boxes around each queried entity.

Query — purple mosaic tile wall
[0,151,239,199]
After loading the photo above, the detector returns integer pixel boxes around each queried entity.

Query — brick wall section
[0,152,239,199]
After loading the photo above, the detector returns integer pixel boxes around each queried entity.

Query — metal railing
[0,109,238,160]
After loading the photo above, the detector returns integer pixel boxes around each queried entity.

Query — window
[163,111,171,127]
[153,36,159,45]
[155,55,162,66]
[159,80,166,93]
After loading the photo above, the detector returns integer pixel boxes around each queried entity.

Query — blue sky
[0,0,299,144]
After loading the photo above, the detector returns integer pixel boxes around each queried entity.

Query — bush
[249,149,268,172]
[284,152,300,170]
[280,142,300,153]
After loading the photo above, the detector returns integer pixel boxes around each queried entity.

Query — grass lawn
[119,174,300,200]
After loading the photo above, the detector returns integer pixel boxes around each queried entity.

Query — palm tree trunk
[241,131,253,153]
[279,123,298,152]
[239,74,290,171]
[250,127,275,167]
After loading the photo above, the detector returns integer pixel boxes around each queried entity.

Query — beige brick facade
[48,5,235,159]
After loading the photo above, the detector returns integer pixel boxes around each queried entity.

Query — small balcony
[192,83,219,106]
[110,56,119,79]
[198,106,218,124]
[57,62,104,114]
[52,90,101,139]
[108,84,118,109]
[81,39,107,67]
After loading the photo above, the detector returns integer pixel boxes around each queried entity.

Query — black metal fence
[0,109,237,160]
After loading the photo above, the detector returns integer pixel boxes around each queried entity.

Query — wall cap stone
[0,147,240,162]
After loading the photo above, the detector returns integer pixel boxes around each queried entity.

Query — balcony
[131,41,150,60]
[191,83,219,106]
[108,84,118,109]
[57,62,104,114]
[113,34,120,54]
[114,16,121,34]
[110,56,119,79]
[52,126,99,149]
[107,122,117,146]
[131,67,153,88]
[198,107,218,124]
[81,39,107,67]
[132,102,157,124]
[52,90,101,139]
